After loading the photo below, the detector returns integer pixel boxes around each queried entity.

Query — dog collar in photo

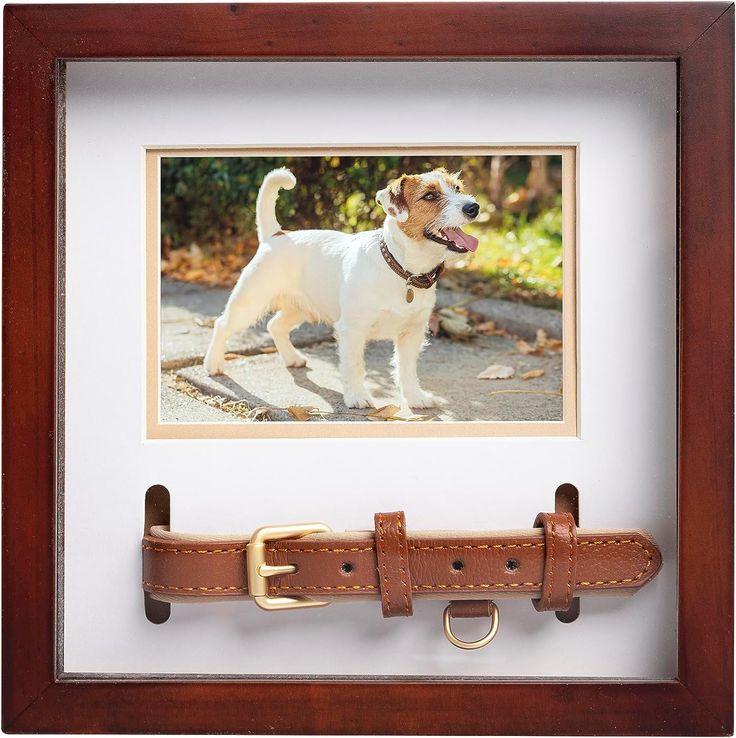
[379,240,445,303]
[142,510,662,650]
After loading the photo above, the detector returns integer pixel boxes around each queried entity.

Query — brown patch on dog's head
[376,175,411,222]
[376,169,466,242]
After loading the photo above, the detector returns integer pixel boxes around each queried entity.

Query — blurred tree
[160,154,561,252]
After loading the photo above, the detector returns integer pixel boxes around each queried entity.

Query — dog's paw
[404,390,438,409]
[203,352,225,376]
[343,390,376,409]
[283,350,308,369]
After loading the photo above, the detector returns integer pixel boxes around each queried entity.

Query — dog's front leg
[394,324,437,409]
[335,320,375,409]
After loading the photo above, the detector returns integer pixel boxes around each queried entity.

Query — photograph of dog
[158,153,569,425]
[203,167,480,410]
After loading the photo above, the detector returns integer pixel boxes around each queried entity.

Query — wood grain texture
[678,5,735,730]
[6,2,731,58]
[2,2,733,734]
[2,8,57,727]
[0,680,723,735]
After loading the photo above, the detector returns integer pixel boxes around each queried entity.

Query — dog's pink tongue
[444,227,479,252]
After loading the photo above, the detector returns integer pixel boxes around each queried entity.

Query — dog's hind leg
[267,308,308,368]
[203,304,262,376]
[203,259,274,376]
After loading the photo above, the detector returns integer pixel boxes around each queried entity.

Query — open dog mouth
[423,227,480,254]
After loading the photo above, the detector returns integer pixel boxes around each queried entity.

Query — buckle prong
[246,523,332,611]
[258,563,296,578]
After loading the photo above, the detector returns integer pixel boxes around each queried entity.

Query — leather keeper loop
[533,511,578,612]
[374,511,414,617]
[448,600,493,619]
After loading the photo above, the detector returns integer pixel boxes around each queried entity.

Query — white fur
[203,168,476,411]
[255,167,296,240]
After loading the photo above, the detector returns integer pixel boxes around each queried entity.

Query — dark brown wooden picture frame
[3,2,733,734]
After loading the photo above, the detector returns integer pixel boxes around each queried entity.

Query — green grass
[461,205,563,309]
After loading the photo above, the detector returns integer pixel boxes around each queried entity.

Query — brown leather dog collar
[142,510,662,648]
[379,239,444,302]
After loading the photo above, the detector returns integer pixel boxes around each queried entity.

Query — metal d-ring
[442,601,500,650]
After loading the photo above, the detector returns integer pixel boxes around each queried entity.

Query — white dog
[203,167,480,409]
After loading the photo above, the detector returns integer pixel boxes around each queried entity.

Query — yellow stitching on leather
[413,582,541,589]
[397,515,411,615]
[565,518,574,607]
[275,585,378,591]
[576,539,653,586]
[143,582,247,592]
[144,537,655,592]
[376,513,391,612]
[409,542,544,551]
[142,545,247,554]
[270,546,375,553]
[144,538,647,555]
[276,583,539,591]
[545,518,556,608]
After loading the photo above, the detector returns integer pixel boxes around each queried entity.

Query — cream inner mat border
[145,145,577,439]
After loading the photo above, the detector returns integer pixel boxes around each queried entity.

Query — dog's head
[376,169,480,253]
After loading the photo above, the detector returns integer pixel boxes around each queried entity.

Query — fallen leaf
[437,308,474,340]
[517,339,544,356]
[287,406,316,421]
[477,364,515,380]
[194,316,215,328]
[521,368,545,380]
[246,406,271,421]
[368,404,401,420]
[475,320,496,335]
[224,352,241,360]
[535,328,563,351]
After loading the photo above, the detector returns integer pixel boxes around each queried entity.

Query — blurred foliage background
[161,154,563,308]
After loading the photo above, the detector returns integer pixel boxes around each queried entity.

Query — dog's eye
[422,192,438,201]
[454,185,461,192]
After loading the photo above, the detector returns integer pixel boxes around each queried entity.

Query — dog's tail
[256,167,297,240]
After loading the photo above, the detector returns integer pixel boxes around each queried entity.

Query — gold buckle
[246,523,332,611]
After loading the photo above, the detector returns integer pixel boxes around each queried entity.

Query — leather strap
[532,512,579,612]
[447,600,493,619]
[375,511,413,617]
[380,239,444,289]
[142,511,662,614]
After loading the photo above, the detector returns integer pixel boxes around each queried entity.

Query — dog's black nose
[463,202,480,218]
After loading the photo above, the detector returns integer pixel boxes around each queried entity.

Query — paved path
[160,278,563,423]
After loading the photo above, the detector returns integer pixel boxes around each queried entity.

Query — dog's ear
[376,175,409,223]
